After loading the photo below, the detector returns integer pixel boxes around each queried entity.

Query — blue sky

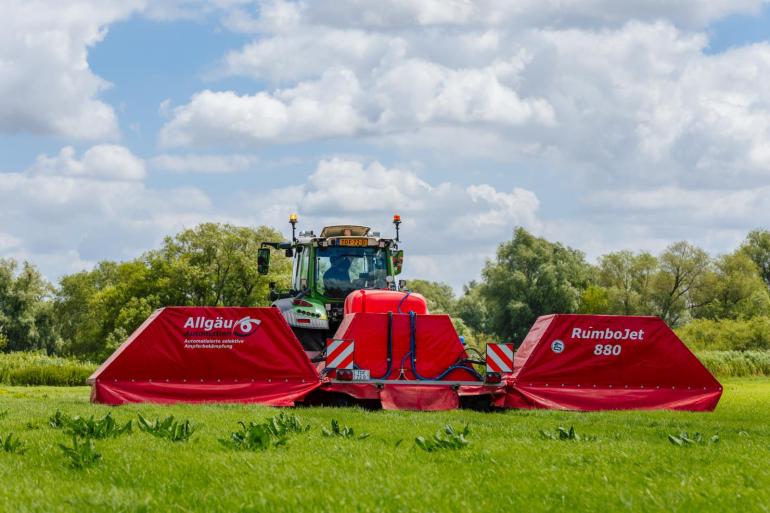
[2,0,770,290]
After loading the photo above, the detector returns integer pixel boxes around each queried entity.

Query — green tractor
[258,214,405,352]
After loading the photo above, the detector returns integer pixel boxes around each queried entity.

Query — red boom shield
[501,314,722,411]
[89,308,721,412]
[89,307,321,405]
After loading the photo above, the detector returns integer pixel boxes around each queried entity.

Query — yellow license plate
[339,238,368,247]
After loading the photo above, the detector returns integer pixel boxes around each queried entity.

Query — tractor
[89,215,723,412]
[257,214,406,352]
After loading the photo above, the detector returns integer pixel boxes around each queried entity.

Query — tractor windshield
[316,245,389,298]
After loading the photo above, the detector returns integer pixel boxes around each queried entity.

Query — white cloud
[142,0,257,22]
[164,56,553,147]
[302,0,764,29]
[0,1,143,139]
[239,158,541,285]
[0,145,215,279]
[0,151,541,288]
[159,68,365,147]
[29,145,147,181]
[165,7,770,191]
[587,186,770,226]
[150,153,260,173]
[219,28,401,82]
[0,233,22,253]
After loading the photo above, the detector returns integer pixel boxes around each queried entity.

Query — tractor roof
[320,225,370,237]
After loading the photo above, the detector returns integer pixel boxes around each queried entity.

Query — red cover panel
[344,290,428,315]
[90,307,320,405]
[504,314,722,411]
[332,312,477,381]
[380,385,459,410]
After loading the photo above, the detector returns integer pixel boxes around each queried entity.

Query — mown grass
[0,379,768,512]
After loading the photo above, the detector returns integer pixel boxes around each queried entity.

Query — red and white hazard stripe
[326,339,355,369]
[486,343,514,373]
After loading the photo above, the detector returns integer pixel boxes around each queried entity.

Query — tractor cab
[258,215,405,351]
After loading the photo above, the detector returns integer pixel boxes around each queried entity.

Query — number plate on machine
[338,238,368,247]
[352,369,370,381]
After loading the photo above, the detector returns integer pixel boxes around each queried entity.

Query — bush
[678,318,770,351]
[0,352,96,386]
[696,350,770,377]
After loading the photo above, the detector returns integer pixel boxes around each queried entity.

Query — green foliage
[219,413,309,451]
[0,259,58,353]
[405,280,457,314]
[55,223,292,360]
[321,419,370,439]
[741,229,770,288]
[695,252,770,320]
[678,318,770,351]
[58,436,101,469]
[455,281,489,337]
[414,424,470,452]
[0,352,95,386]
[219,422,288,451]
[264,412,310,436]
[578,284,611,314]
[478,228,592,343]
[583,250,658,315]
[649,241,713,326]
[137,414,196,442]
[540,425,595,442]
[695,350,770,377]
[49,410,132,439]
[0,433,26,454]
[668,432,720,446]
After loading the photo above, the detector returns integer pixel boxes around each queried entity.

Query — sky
[2,0,770,291]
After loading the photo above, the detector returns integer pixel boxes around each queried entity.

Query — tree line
[2,223,770,360]
[1,224,290,360]
[409,228,770,349]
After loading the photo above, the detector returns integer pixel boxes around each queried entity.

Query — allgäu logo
[232,316,261,337]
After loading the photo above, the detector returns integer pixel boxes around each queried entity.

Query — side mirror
[285,248,294,258]
[392,249,404,275]
[398,279,407,291]
[257,248,270,275]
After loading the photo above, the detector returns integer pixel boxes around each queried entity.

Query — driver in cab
[323,254,353,290]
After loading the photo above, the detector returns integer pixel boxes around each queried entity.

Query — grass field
[0,380,769,513]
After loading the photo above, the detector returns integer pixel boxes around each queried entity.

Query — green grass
[0,352,96,386]
[696,350,770,377]
[0,379,769,512]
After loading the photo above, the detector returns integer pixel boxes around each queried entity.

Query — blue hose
[408,312,482,381]
[396,291,411,313]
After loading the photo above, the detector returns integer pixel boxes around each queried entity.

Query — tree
[0,259,57,352]
[55,223,291,359]
[146,223,291,307]
[456,281,489,336]
[594,250,658,315]
[405,280,456,314]
[478,228,592,344]
[741,229,770,289]
[578,284,610,314]
[693,252,770,320]
[650,241,713,325]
